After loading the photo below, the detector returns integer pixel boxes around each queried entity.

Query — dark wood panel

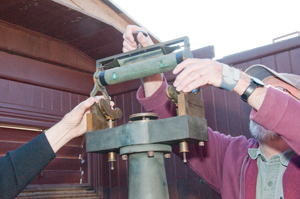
[261,55,276,71]
[219,36,300,65]
[0,128,40,143]
[0,78,89,128]
[225,92,243,137]
[0,20,95,72]
[276,51,293,73]
[290,48,300,75]
[44,158,81,171]
[56,146,82,159]
[213,88,229,134]
[0,51,94,96]
[30,170,81,185]
[202,86,217,131]
[0,141,81,158]
[0,127,83,147]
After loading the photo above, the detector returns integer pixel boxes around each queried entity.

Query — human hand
[122,25,162,97]
[173,59,223,92]
[122,25,154,52]
[45,96,114,152]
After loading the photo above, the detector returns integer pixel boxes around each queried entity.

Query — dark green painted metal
[123,144,171,199]
[99,50,185,86]
[86,115,208,153]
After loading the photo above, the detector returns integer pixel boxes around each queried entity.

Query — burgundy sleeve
[136,77,177,119]
[136,78,249,193]
[250,86,300,154]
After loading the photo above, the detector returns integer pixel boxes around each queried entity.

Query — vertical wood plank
[225,92,243,137]
[52,89,62,112]
[213,88,229,134]
[276,51,292,73]
[31,85,42,109]
[70,93,79,110]
[20,83,32,107]
[8,80,21,105]
[261,55,276,70]
[290,48,300,75]
[202,86,217,131]
[61,92,71,114]
[42,87,52,110]
[0,78,9,102]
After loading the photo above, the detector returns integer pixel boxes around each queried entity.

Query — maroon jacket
[137,79,300,199]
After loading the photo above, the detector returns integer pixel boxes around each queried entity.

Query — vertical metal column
[120,144,171,199]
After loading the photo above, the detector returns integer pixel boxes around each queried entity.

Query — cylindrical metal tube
[97,50,189,86]
[128,151,169,199]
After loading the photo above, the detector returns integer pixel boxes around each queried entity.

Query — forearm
[233,72,267,110]
[0,133,56,198]
[250,87,300,154]
[142,73,163,97]
[45,121,73,153]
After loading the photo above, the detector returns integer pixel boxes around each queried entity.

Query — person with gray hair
[123,25,300,199]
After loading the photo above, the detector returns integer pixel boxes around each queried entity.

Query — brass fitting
[108,152,117,170]
[164,153,171,159]
[179,141,189,163]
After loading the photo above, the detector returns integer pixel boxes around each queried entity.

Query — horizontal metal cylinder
[97,50,188,86]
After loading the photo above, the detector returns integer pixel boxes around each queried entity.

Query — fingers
[173,59,223,92]
[94,95,105,102]
[71,97,96,116]
[175,64,210,92]
[94,95,115,108]
[110,101,115,108]
[122,25,153,52]
[173,58,202,74]
[137,31,153,47]
[123,40,136,52]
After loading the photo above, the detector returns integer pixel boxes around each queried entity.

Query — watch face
[252,77,265,86]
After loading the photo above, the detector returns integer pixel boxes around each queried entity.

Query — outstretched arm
[0,96,109,198]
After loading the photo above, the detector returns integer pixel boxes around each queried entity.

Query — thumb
[137,32,153,47]
[72,97,95,116]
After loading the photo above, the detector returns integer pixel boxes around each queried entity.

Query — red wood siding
[0,21,95,185]
[0,20,95,73]
[0,127,86,184]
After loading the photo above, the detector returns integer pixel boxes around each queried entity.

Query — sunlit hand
[122,25,162,97]
[122,25,154,52]
[45,96,114,152]
[173,59,223,92]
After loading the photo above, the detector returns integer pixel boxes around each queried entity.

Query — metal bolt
[122,155,128,161]
[179,141,189,163]
[108,152,117,170]
[164,153,171,159]
[147,151,154,157]
[199,141,205,146]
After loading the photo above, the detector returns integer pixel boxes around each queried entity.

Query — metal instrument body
[86,35,208,199]
[86,114,208,153]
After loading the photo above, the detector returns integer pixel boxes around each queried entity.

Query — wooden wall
[0,21,94,185]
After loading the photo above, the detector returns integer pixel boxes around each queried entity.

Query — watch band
[241,78,264,102]
[219,64,240,91]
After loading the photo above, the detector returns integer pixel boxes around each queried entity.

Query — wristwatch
[241,77,265,102]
